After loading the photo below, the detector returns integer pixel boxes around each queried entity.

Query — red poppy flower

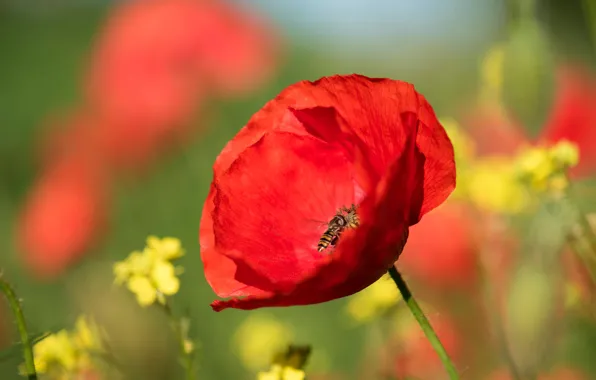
[185,0,280,96]
[88,0,278,114]
[200,74,456,311]
[397,201,479,289]
[16,156,110,278]
[460,102,528,157]
[36,109,162,177]
[464,64,596,178]
[86,0,207,169]
[539,64,596,178]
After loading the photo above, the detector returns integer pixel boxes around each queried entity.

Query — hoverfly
[317,204,359,252]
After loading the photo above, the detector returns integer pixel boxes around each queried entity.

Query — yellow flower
[515,146,553,190]
[550,140,579,167]
[146,235,185,260]
[441,117,475,164]
[183,338,195,355]
[346,276,401,324]
[32,330,76,374]
[152,260,180,295]
[479,44,505,101]
[233,313,294,371]
[72,315,102,351]
[126,275,155,306]
[467,156,530,213]
[514,141,579,194]
[257,364,306,380]
[438,117,477,201]
[113,236,185,307]
[25,314,104,377]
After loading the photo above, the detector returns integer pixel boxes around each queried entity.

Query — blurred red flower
[397,201,480,289]
[464,64,596,177]
[88,0,278,109]
[16,157,110,278]
[85,0,278,170]
[487,367,587,380]
[463,103,528,157]
[393,313,462,380]
[185,0,280,96]
[539,64,596,178]
[200,74,455,311]
[86,0,206,170]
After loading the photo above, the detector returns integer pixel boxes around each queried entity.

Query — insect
[317,204,360,252]
[271,344,312,369]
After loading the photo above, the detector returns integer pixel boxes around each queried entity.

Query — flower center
[317,204,359,252]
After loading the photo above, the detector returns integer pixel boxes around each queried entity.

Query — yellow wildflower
[439,117,476,201]
[479,43,505,102]
[550,140,579,167]
[183,338,195,355]
[25,315,104,377]
[467,156,530,213]
[257,364,306,380]
[146,235,185,260]
[71,315,103,351]
[515,146,554,190]
[113,236,184,307]
[233,312,294,371]
[346,275,400,324]
[515,140,579,194]
[32,330,77,374]
[441,117,475,165]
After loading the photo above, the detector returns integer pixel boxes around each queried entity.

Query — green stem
[0,278,37,379]
[161,301,195,380]
[388,266,459,380]
[565,183,596,285]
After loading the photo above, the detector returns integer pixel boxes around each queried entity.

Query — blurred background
[1,0,596,379]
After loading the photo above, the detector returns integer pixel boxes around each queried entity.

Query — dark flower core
[317,204,360,253]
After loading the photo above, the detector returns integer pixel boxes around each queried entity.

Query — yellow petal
[183,339,195,355]
[113,261,130,285]
[126,250,153,275]
[233,313,294,371]
[147,236,184,260]
[53,331,77,371]
[480,43,505,100]
[550,140,579,168]
[127,276,157,307]
[468,157,529,213]
[282,367,306,380]
[346,276,400,324]
[257,364,284,380]
[152,260,180,296]
[72,315,102,351]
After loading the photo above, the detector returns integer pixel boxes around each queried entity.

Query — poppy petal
[211,124,419,310]
[540,64,596,178]
[209,131,355,294]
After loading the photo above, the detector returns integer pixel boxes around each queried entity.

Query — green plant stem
[161,301,195,380]
[0,277,37,379]
[565,184,596,285]
[388,266,459,380]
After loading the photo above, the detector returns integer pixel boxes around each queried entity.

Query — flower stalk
[0,277,37,379]
[387,265,459,380]
[161,300,196,380]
